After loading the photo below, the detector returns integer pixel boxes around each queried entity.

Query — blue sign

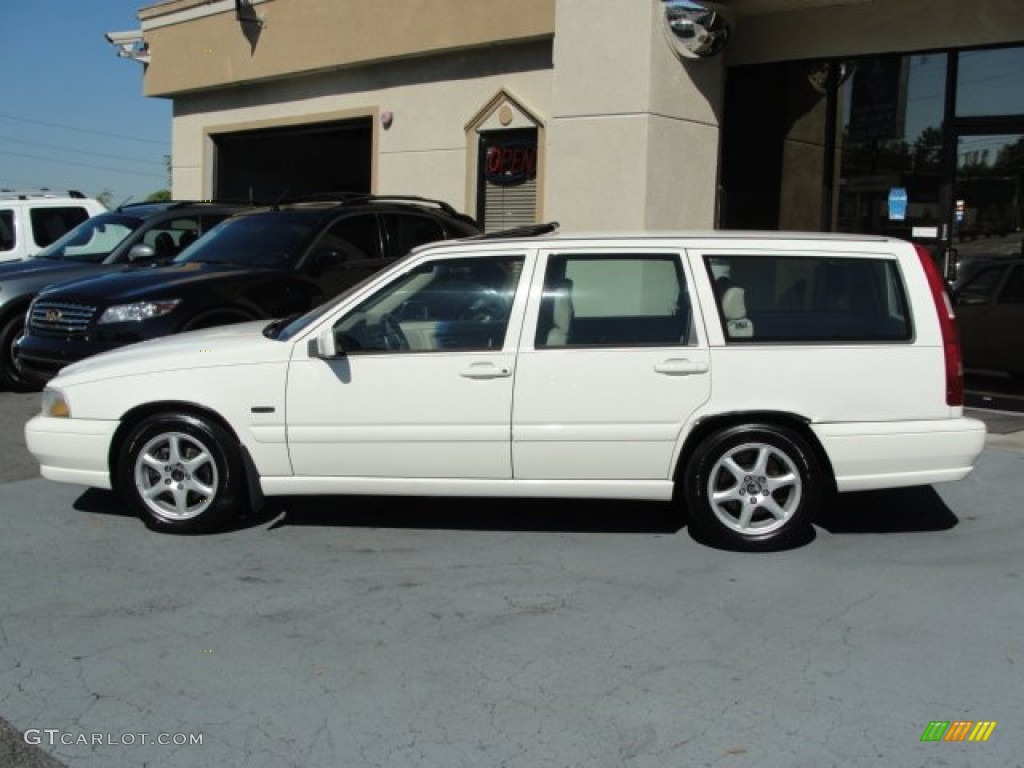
[888,187,908,221]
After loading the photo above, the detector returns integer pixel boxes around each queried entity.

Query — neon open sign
[485,142,537,186]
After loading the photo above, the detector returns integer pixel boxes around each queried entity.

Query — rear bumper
[813,417,987,492]
[24,415,118,490]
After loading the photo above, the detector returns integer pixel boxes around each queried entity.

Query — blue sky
[0,0,171,205]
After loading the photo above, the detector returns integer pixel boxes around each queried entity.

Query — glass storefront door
[947,130,1024,280]
[721,44,1024,266]
[834,53,948,254]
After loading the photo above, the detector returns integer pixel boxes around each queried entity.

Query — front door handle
[654,358,709,376]
[459,362,512,380]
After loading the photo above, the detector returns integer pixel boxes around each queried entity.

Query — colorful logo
[921,721,997,742]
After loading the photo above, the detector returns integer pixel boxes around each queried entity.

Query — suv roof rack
[334,194,458,215]
[472,221,560,240]
[273,191,363,206]
[337,194,479,228]
[0,188,87,201]
[114,199,254,212]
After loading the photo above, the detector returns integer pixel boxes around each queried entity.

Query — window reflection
[957,47,1024,117]
[837,53,947,237]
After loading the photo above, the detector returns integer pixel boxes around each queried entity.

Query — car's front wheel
[682,423,823,551]
[117,413,244,533]
[0,312,36,391]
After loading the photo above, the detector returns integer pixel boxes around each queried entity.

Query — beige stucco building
[123,0,1024,262]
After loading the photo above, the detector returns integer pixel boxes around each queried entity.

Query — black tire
[0,312,37,391]
[682,423,823,551]
[116,413,245,533]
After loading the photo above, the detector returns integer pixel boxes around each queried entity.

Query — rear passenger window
[387,214,445,257]
[536,254,692,348]
[29,206,91,247]
[706,254,911,342]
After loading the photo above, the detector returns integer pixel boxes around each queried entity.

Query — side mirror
[308,327,339,359]
[128,243,157,263]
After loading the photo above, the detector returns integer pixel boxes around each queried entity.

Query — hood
[52,320,293,386]
[0,257,106,282]
[38,261,269,302]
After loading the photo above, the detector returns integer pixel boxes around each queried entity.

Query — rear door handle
[654,358,709,376]
[459,362,512,379]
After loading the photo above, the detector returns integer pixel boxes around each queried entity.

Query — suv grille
[30,300,97,334]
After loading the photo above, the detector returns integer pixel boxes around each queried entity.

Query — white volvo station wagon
[26,227,985,550]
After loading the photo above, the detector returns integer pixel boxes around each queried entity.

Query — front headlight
[98,299,181,324]
[41,388,70,418]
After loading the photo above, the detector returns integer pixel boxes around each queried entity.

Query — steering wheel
[380,313,409,350]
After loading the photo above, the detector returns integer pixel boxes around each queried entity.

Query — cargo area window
[29,206,91,247]
[706,254,911,342]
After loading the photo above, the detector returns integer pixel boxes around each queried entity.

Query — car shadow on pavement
[815,485,958,534]
[268,495,685,535]
[70,485,957,539]
[70,488,283,533]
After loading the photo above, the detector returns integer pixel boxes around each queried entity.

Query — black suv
[0,200,248,389]
[952,257,1024,380]
[15,196,479,385]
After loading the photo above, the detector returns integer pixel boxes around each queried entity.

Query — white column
[546,0,725,231]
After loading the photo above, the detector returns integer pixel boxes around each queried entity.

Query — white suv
[0,190,106,262]
[25,227,985,550]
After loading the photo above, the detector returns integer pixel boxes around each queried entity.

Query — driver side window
[332,255,524,353]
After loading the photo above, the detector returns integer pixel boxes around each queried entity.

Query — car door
[512,247,711,480]
[249,213,386,318]
[955,263,1014,373]
[957,263,1024,376]
[299,212,388,299]
[285,250,531,478]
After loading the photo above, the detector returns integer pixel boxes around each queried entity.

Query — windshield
[176,211,318,268]
[35,214,142,264]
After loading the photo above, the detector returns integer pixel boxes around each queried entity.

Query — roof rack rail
[114,199,256,212]
[273,191,364,206]
[338,194,460,216]
[471,221,560,240]
[0,188,88,200]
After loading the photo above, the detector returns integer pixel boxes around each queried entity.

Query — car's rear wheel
[682,423,822,551]
[117,413,244,533]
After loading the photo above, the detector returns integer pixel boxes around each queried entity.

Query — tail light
[914,244,963,406]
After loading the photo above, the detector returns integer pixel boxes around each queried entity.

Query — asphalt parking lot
[1,389,1022,768]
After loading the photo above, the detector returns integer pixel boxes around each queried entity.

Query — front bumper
[25,415,119,490]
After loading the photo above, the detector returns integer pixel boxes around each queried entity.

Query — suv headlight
[98,299,181,324]
[41,388,70,418]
